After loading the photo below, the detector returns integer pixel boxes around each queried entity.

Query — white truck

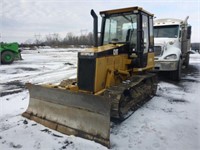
[153,17,192,80]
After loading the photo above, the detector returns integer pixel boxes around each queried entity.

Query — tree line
[21,32,95,48]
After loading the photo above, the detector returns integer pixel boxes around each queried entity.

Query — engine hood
[154,38,181,60]
[84,44,125,53]
[154,38,180,49]
[79,44,127,58]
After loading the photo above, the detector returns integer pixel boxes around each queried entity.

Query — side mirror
[187,26,192,39]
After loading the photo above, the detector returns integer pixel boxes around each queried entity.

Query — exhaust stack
[91,9,98,47]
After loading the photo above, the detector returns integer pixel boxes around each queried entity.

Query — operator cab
[99,7,154,68]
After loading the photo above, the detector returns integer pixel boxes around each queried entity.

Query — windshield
[103,13,137,44]
[154,25,179,38]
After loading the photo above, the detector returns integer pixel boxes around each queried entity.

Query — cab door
[137,13,153,68]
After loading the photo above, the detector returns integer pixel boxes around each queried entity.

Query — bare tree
[32,32,95,48]
[45,33,61,47]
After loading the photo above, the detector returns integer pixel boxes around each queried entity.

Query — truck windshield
[103,13,137,44]
[154,25,179,38]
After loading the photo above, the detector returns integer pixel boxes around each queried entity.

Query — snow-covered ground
[0,48,199,150]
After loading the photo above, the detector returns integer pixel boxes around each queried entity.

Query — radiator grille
[154,46,162,56]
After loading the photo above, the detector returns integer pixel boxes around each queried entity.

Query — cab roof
[100,6,154,16]
[154,18,184,26]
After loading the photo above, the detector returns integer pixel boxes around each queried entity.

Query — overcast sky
[0,0,199,43]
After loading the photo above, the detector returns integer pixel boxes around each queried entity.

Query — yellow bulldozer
[22,6,157,148]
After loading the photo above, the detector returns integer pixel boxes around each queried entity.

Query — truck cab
[153,17,191,80]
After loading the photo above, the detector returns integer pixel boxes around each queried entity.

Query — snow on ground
[0,48,79,85]
[0,48,200,150]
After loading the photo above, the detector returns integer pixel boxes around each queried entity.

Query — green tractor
[0,42,22,64]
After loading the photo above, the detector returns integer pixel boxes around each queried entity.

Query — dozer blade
[22,83,110,147]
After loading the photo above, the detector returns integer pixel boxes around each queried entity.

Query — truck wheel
[170,60,182,81]
[183,53,190,68]
[1,51,15,64]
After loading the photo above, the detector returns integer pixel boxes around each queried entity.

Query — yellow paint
[84,44,124,53]
[100,6,154,17]
[133,53,155,72]
[94,54,129,92]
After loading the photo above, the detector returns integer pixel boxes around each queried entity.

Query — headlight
[164,54,177,59]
